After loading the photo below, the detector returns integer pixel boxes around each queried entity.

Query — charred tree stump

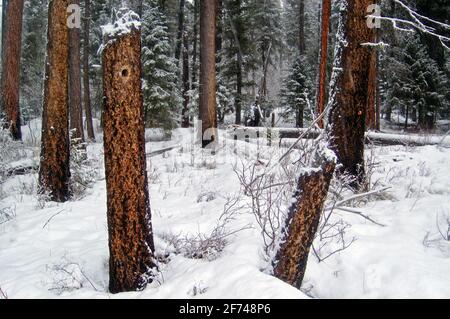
[102,10,156,294]
[273,153,336,288]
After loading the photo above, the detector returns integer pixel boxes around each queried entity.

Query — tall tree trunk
[38,0,71,202]
[69,0,84,142]
[1,0,24,140]
[83,0,95,141]
[298,0,305,55]
[102,19,156,294]
[316,0,331,129]
[273,151,335,288]
[191,0,199,90]
[366,30,378,131]
[181,31,190,128]
[296,0,305,128]
[199,0,217,148]
[384,0,396,123]
[175,0,185,62]
[328,0,377,188]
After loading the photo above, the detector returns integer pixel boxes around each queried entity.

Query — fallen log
[227,126,450,147]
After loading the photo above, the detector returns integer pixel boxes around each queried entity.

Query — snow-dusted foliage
[101,7,141,43]
[279,55,313,124]
[141,0,181,132]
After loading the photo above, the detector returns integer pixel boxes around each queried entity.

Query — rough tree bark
[38,0,71,203]
[175,0,185,62]
[83,0,95,141]
[366,29,378,131]
[273,151,336,288]
[191,0,199,90]
[181,31,190,128]
[316,0,331,129]
[328,0,377,187]
[69,0,84,142]
[102,16,156,294]
[296,0,305,128]
[199,0,218,148]
[1,0,24,140]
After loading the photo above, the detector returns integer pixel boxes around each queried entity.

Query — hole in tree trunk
[121,68,129,77]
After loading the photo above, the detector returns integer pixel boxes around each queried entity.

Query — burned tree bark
[83,0,95,141]
[199,0,218,148]
[316,0,331,129]
[38,0,71,202]
[102,12,156,294]
[273,152,335,288]
[69,0,84,142]
[1,0,24,140]
[328,0,377,187]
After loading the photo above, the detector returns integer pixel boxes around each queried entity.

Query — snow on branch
[368,0,450,50]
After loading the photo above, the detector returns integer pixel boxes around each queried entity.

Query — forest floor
[1,120,450,299]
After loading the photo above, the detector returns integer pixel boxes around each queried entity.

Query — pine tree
[38,0,71,203]
[1,0,24,140]
[280,55,312,128]
[20,0,47,123]
[141,0,181,133]
[384,34,448,130]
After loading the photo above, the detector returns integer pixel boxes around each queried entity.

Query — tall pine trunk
[38,0,71,203]
[102,14,156,293]
[175,0,185,62]
[1,0,24,140]
[191,0,199,91]
[328,0,377,188]
[83,0,95,141]
[296,0,305,128]
[199,0,218,148]
[69,0,84,142]
[316,0,331,129]
[181,31,190,128]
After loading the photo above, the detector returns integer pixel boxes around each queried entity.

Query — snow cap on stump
[100,8,141,50]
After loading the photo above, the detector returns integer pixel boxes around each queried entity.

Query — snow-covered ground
[1,123,449,299]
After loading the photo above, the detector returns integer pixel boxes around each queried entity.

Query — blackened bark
[83,0,95,141]
[102,25,156,294]
[316,0,331,129]
[1,0,24,140]
[38,0,71,203]
[328,0,377,187]
[273,153,335,288]
[199,0,218,148]
[69,0,84,142]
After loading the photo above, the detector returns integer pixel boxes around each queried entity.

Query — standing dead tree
[328,0,377,188]
[102,8,157,293]
[273,148,336,288]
